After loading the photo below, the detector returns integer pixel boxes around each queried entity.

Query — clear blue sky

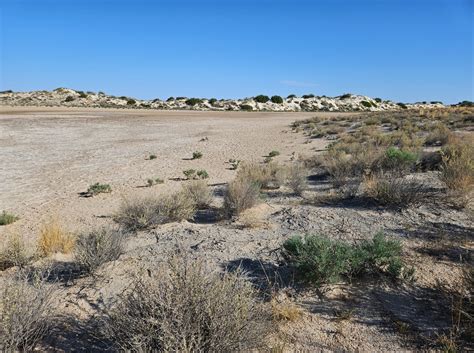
[1,0,472,103]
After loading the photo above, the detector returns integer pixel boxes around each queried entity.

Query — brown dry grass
[37,218,75,257]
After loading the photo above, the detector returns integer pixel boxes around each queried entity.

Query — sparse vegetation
[86,183,112,196]
[0,233,29,270]
[254,95,270,103]
[115,191,196,230]
[183,180,212,208]
[0,211,19,225]
[192,151,203,159]
[285,162,308,195]
[223,176,261,217]
[74,228,125,273]
[149,154,157,160]
[268,150,280,158]
[64,95,75,102]
[240,104,253,111]
[196,169,209,179]
[185,98,203,106]
[100,255,271,352]
[126,99,136,105]
[183,169,197,180]
[147,178,164,187]
[229,158,241,170]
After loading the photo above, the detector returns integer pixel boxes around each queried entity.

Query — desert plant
[240,104,253,111]
[37,219,75,257]
[0,233,29,270]
[209,98,217,105]
[192,151,203,159]
[183,169,197,180]
[268,150,280,158]
[115,192,196,231]
[302,94,315,99]
[363,173,426,207]
[64,96,75,102]
[440,140,474,193]
[147,178,164,187]
[229,159,241,170]
[361,100,373,108]
[74,228,125,274]
[183,180,212,208]
[87,183,112,196]
[285,163,308,196]
[282,233,407,287]
[379,147,418,175]
[0,271,56,351]
[126,99,136,105]
[100,255,271,352]
[223,177,261,217]
[424,123,454,146]
[0,211,19,225]
[197,169,209,179]
[271,95,284,104]
[149,154,157,160]
[237,162,285,190]
[185,98,202,106]
[254,95,270,103]
[287,94,296,99]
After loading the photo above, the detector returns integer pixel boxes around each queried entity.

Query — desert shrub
[37,219,75,257]
[237,162,284,190]
[192,151,203,159]
[115,192,196,231]
[74,228,124,274]
[0,211,19,225]
[209,98,217,105]
[183,169,197,180]
[271,95,284,104]
[397,102,408,109]
[0,271,56,351]
[0,233,29,270]
[440,140,474,193]
[240,104,253,111]
[282,233,407,287]
[223,177,261,217]
[424,123,454,146]
[185,98,202,106]
[361,100,372,108]
[287,94,296,99]
[268,150,280,157]
[166,97,174,101]
[126,99,136,105]
[229,159,241,170]
[147,178,164,187]
[378,147,418,175]
[183,180,212,208]
[149,154,157,160]
[87,183,112,196]
[78,91,88,98]
[254,95,270,103]
[196,169,209,179]
[339,93,352,99]
[374,97,382,103]
[100,255,271,352]
[285,163,308,196]
[363,173,426,207]
[64,96,75,102]
[176,96,187,100]
[302,94,315,99]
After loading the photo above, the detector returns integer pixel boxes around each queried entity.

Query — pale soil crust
[0,107,472,351]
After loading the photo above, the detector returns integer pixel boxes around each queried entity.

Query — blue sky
[1,0,472,103]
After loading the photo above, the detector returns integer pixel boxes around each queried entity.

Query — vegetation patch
[0,211,19,226]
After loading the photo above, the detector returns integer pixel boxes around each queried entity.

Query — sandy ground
[0,107,332,240]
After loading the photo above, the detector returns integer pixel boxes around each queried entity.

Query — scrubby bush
[115,192,196,231]
[223,177,261,217]
[363,173,426,207]
[127,99,136,105]
[240,104,253,111]
[74,228,124,274]
[271,95,284,104]
[237,162,285,190]
[192,151,203,159]
[0,233,29,270]
[374,98,382,103]
[339,93,352,99]
[440,140,474,194]
[0,211,19,225]
[196,169,209,179]
[302,94,315,99]
[379,147,418,175]
[287,94,296,99]
[100,255,271,352]
[282,233,408,287]
[183,180,212,208]
[209,98,217,105]
[166,97,175,102]
[0,271,56,351]
[254,95,270,103]
[183,169,197,180]
[361,100,372,108]
[149,154,157,160]
[37,219,75,257]
[397,102,408,109]
[268,150,280,158]
[285,163,308,196]
[185,98,203,106]
[64,96,75,102]
[229,159,241,170]
[78,91,88,98]
[87,183,112,196]
[424,123,453,146]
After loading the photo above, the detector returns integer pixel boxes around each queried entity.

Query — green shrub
[78,91,88,98]
[64,96,75,102]
[229,159,241,170]
[74,228,125,274]
[282,233,408,287]
[380,147,418,174]
[166,97,175,102]
[147,178,164,187]
[397,102,408,109]
[240,104,253,111]
[374,98,382,103]
[149,154,157,160]
[339,93,352,99]
[302,94,315,99]
[361,100,372,108]
[271,95,284,104]
[254,95,270,103]
[87,183,112,196]
[268,150,280,158]
[209,98,217,105]
[185,98,202,106]
[183,169,197,180]
[127,99,136,105]
[287,94,296,99]
[0,211,19,226]
[192,151,203,159]
[196,170,209,179]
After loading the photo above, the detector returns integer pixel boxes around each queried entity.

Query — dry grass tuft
[285,162,308,196]
[37,218,75,257]
[0,270,56,351]
[237,162,285,190]
[271,296,303,322]
[115,191,196,231]
[223,176,261,217]
[101,254,272,352]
